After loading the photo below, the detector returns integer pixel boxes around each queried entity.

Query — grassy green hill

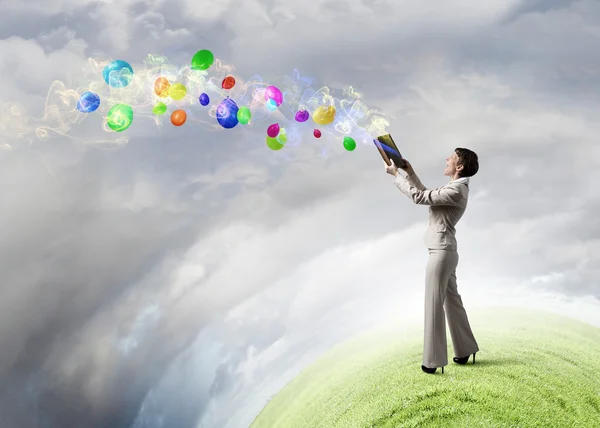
[251,307,600,427]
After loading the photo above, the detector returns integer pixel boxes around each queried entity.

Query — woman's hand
[385,159,414,177]
[384,160,399,176]
[400,160,414,176]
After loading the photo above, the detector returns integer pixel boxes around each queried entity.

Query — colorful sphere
[171,109,187,126]
[313,129,322,138]
[106,104,133,132]
[237,106,251,124]
[276,128,287,144]
[343,136,356,151]
[264,86,283,106]
[169,83,187,100]
[266,136,284,151]
[152,102,167,115]
[216,98,239,129]
[76,91,100,113]
[295,109,309,122]
[266,99,277,111]
[313,105,336,125]
[191,50,215,71]
[222,76,236,90]
[154,77,171,98]
[267,123,280,138]
[102,60,133,88]
[199,93,210,106]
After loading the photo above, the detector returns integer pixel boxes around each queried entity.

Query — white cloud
[1,0,600,427]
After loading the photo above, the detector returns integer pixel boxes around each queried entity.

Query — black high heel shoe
[453,352,476,365]
[421,365,444,374]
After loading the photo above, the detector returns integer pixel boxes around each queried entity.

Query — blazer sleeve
[406,171,426,191]
[394,175,462,206]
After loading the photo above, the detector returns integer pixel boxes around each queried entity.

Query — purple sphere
[294,109,309,122]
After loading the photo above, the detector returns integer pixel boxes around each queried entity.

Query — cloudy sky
[1,0,600,427]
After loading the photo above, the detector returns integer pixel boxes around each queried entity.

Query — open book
[374,134,407,169]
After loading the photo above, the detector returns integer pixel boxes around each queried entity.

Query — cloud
[137,223,600,428]
[1,0,600,427]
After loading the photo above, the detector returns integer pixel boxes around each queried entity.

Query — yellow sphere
[169,83,187,100]
[312,105,336,125]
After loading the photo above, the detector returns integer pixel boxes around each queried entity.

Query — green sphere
[237,106,251,124]
[266,136,284,151]
[276,128,287,145]
[152,102,167,115]
[107,104,133,132]
[191,49,215,71]
[343,136,356,151]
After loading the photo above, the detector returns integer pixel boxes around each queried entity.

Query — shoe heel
[473,353,476,364]
[442,366,444,374]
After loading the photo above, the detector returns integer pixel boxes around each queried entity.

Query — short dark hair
[455,148,479,177]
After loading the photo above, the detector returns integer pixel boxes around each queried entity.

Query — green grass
[251,307,600,428]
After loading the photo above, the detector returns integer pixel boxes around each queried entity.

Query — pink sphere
[267,123,280,138]
[264,86,283,106]
[313,129,321,138]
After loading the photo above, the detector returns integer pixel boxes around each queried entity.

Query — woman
[384,148,480,374]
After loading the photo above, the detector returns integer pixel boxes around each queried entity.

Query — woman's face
[444,152,459,176]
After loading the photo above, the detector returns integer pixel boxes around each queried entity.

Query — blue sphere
[76,91,100,113]
[266,99,277,111]
[199,93,210,106]
[216,98,239,129]
[102,60,134,88]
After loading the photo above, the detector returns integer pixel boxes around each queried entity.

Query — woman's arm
[396,160,426,190]
[385,159,457,205]
[406,171,426,191]
[394,176,462,206]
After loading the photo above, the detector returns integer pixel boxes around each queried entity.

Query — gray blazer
[394,172,469,251]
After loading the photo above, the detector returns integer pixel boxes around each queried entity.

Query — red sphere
[313,129,322,138]
[222,76,236,89]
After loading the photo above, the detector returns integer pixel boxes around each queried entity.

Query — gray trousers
[423,249,479,368]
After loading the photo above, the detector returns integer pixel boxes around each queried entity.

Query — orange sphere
[171,109,187,126]
[154,77,171,98]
